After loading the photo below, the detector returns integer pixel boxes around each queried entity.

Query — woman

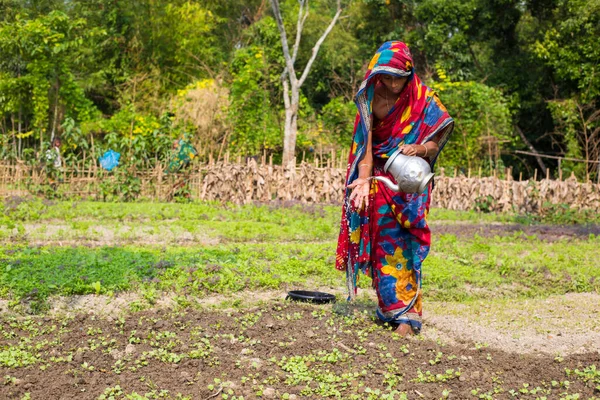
[336,41,454,336]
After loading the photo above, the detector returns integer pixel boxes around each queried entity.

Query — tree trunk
[283,86,299,165]
[283,108,297,165]
[270,0,342,166]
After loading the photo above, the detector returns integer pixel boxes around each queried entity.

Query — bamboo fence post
[319,144,323,167]
[478,166,482,178]
[546,167,550,180]
[196,168,201,200]
[519,172,523,181]
[558,158,562,180]
[156,163,163,200]
[534,169,538,181]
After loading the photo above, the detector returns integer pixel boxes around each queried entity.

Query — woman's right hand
[347,177,371,210]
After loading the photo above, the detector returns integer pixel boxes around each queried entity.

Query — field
[1,198,600,399]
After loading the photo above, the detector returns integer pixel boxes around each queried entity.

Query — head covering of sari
[336,41,454,299]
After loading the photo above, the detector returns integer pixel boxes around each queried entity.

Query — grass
[0,243,340,310]
[6,197,597,226]
[1,200,340,243]
[1,199,599,311]
[426,233,600,300]
[1,233,598,311]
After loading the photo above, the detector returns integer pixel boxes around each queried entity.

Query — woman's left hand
[347,177,371,210]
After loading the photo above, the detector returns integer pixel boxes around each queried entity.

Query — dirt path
[425,293,600,355]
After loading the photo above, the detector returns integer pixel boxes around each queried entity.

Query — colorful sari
[336,41,454,332]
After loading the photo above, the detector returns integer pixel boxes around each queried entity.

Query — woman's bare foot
[394,323,415,337]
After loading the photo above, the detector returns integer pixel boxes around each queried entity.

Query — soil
[38,290,600,357]
[433,222,600,242]
[426,293,600,355]
[1,302,599,400]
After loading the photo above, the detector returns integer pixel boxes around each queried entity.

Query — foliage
[292,1,362,105]
[409,0,480,81]
[532,0,600,180]
[102,110,178,169]
[546,99,589,178]
[171,79,229,157]
[0,10,101,157]
[0,0,598,178]
[98,169,142,202]
[532,0,600,102]
[432,79,514,171]
[319,97,356,147]
[228,45,282,156]
[535,202,600,225]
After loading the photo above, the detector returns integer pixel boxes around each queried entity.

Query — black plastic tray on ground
[286,290,336,304]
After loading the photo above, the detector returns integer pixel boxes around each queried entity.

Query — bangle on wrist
[421,144,428,157]
[358,163,372,168]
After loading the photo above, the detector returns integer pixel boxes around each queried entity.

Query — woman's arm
[359,129,374,176]
[347,129,373,209]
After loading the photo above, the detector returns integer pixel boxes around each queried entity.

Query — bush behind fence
[1,161,599,213]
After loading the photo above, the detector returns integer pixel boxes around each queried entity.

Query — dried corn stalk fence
[1,161,599,213]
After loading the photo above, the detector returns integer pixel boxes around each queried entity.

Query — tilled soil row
[433,223,600,242]
[1,302,598,400]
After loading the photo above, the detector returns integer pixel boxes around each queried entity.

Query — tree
[533,0,600,179]
[229,45,281,156]
[431,79,514,172]
[0,11,100,157]
[547,99,600,180]
[270,0,342,164]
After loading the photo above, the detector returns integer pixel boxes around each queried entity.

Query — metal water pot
[371,149,434,194]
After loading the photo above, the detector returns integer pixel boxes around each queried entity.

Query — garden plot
[1,302,600,400]
[1,199,599,399]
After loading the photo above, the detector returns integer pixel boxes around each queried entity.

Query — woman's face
[380,75,408,95]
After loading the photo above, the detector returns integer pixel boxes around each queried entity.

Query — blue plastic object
[99,150,120,171]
